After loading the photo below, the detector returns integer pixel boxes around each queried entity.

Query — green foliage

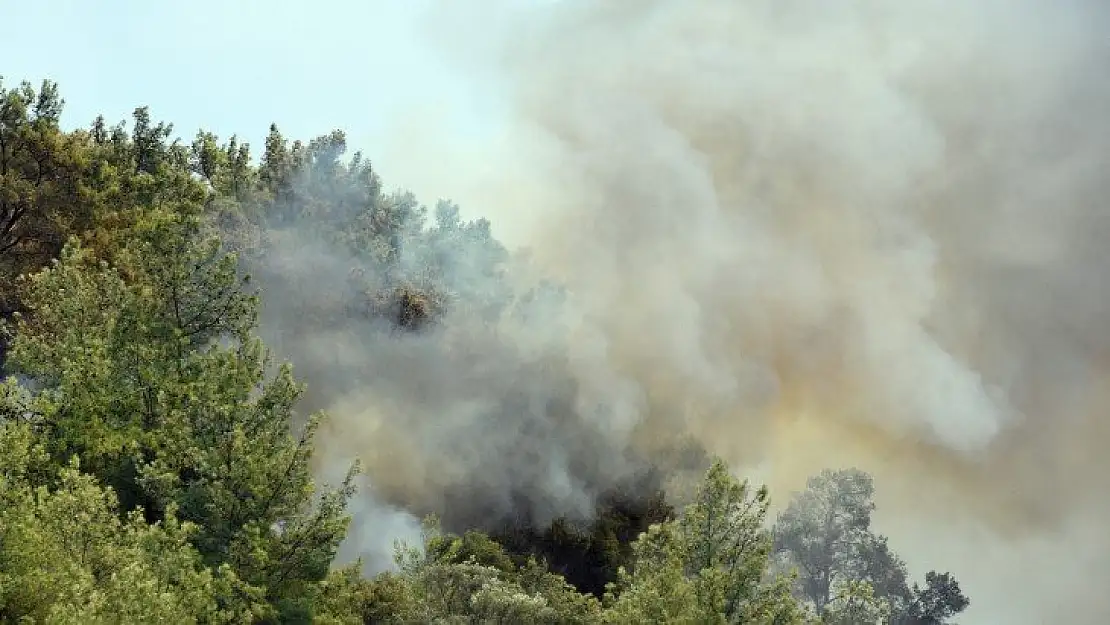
[359,517,603,624]
[427,528,518,574]
[774,468,876,613]
[602,522,715,624]
[678,459,776,618]
[896,571,969,625]
[822,580,890,625]
[602,459,807,624]
[5,206,356,621]
[0,421,243,623]
[774,469,969,624]
[0,78,89,325]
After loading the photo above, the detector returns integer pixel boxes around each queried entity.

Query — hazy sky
[1,0,501,191]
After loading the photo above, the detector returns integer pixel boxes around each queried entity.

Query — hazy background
[5,1,1110,623]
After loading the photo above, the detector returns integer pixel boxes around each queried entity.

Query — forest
[0,78,970,624]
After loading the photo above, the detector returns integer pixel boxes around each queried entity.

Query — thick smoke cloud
[257,0,1110,622]
[252,199,668,545]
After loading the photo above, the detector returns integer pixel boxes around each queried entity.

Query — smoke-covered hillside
[0,1,1108,623]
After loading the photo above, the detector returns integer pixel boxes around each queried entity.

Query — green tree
[894,572,969,625]
[0,78,91,333]
[0,417,245,623]
[603,459,806,624]
[0,79,77,257]
[371,517,602,624]
[774,468,875,613]
[130,106,175,176]
[678,459,777,619]
[822,580,890,625]
[601,522,708,624]
[774,469,969,624]
[6,207,356,622]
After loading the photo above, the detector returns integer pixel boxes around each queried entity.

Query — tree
[774,468,875,613]
[603,459,807,624]
[0,418,243,623]
[601,522,711,624]
[894,571,969,625]
[821,580,891,625]
[370,517,603,624]
[130,106,174,176]
[774,469,969,624]
[0,79,75,256]
[678,459,777,619]
[0,78,90,336]
[5,207,357,622]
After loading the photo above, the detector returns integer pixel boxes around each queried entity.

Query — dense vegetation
[0,78,969,624]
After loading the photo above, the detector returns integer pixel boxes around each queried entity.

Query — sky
[0,0,501,196]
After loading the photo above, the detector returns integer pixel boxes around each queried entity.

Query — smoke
[250,0,1110,622]
[251,197,671,536]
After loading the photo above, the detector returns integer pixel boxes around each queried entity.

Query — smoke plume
[254,0,1110,622]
